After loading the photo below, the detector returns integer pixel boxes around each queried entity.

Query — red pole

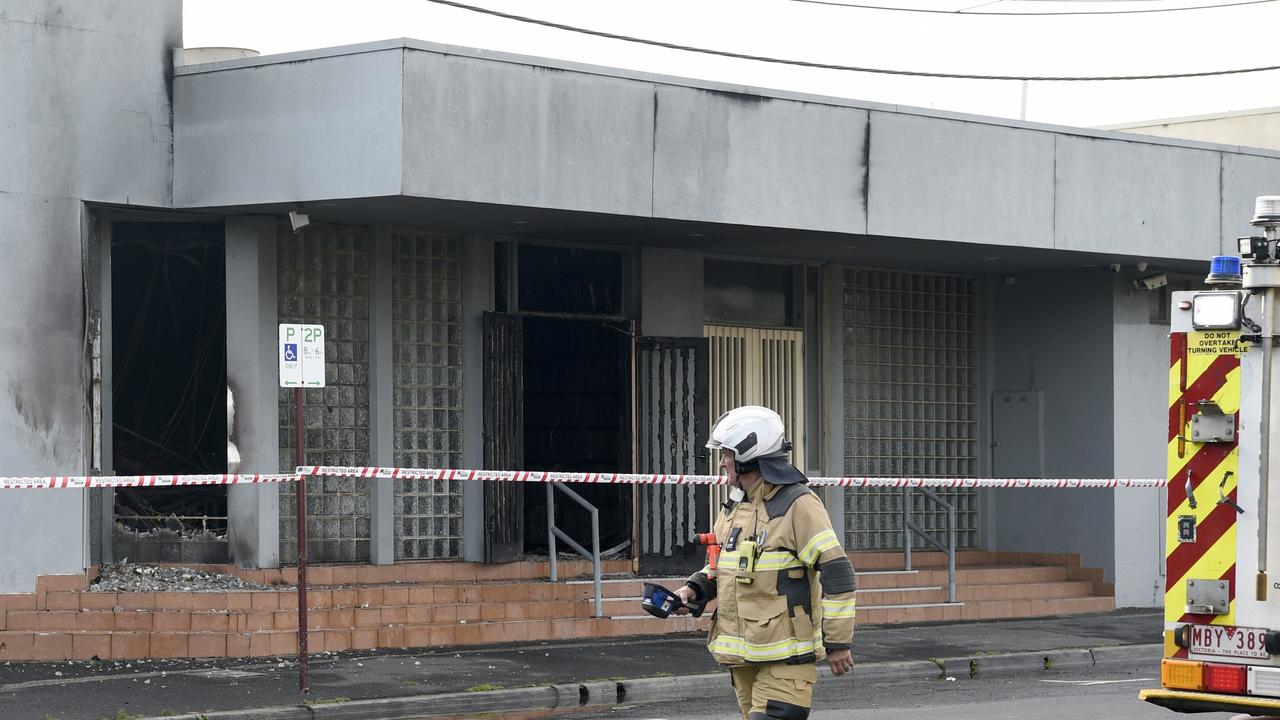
[295,387,310,693]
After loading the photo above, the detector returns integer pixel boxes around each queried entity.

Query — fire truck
[1141,196,1280,714]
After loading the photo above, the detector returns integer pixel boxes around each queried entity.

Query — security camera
[289,208,311,232]
[1133,273,1168,291]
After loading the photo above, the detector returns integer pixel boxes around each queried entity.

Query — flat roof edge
[173,37,1280,161]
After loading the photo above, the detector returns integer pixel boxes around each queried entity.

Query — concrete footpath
[1,609,1163,720]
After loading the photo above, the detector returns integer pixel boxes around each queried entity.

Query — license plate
[1189,624,1270,660]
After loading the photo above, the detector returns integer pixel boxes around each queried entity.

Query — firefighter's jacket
[685,479,856,665]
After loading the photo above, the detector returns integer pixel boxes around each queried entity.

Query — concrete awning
[173,39,1280,271]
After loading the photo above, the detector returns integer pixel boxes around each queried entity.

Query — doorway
[522,316,632,554]
[484,242,634,560]
[110,221,227,562]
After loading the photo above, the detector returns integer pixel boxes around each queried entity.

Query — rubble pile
[112,515,226,542]
[89,561,279,593]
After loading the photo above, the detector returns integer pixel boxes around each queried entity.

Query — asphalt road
[560,661,1241,720]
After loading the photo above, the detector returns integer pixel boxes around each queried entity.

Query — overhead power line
[790,0,1277,16]
[424,0,1280,81]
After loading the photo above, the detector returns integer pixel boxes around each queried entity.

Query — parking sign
[279,324,326,388]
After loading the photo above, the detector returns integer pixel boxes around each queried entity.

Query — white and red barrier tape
[0,473,296,490]
[298,466,1167,489]
[0,467,1168,490]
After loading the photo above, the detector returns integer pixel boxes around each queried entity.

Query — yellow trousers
[729,662,816,719]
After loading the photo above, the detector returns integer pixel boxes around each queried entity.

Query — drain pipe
[1258,285,1275,601]
[1247,197,1280,601]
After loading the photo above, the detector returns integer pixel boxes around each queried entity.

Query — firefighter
[674,405,856,720]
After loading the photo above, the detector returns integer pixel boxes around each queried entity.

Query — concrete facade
[0,1,180,592]
[653,88,866,232]
[1111,277,1170,608]
[402,52,654,216]
[10,13,1280,605]
[867,114,1053,248]
[173,40,1280,269]
[225,217,281,569]
[639,248,704,338]
[988,270,1117,576]
[173,48,404,207]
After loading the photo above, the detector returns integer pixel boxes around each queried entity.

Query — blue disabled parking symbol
[284,343,298,362]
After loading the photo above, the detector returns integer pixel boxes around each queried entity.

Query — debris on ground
[89,561,280,593]
[112,517,226,542]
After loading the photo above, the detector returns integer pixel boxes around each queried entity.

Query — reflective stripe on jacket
[688,479,856,666]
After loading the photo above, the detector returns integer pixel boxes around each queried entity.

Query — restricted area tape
[0,473,297,490]
[0,468,1168,490]
[298,466,1169,489]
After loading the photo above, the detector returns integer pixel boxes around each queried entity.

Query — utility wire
[423,0,1280,81]
[790,0,1277,16]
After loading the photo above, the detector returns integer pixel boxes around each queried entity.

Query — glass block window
[391,230,465,560]
[842,269,979,550]
[278,225,372,563]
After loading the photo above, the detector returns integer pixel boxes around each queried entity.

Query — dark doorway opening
[111,221,228,563]
[521,316,632,554]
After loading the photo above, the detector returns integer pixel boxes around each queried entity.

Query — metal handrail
[546,482,603,617]
[901,487,957,603]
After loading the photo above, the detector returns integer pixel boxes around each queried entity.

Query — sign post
[279,323,325,693]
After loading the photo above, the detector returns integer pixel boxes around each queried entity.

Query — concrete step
[859,579,1098,605]
[849,550,998,570]
[596,566,1069,591]
[853,565,1071,590]
[848,550,1086,572]
[857,595,1115,626]
[567,577,688,599]
[957,580,1096,603]
[854,586,947,605]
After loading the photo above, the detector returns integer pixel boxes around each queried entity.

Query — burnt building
[6,1,1280,610]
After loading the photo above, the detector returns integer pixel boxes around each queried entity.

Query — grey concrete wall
[1110,277,1168,607]
[401,51,654,215]
[0,1,179,592]
[225,217,281,569]
[174,49,404,207]
[653,88,866,233]
[461,237,493,562]
[988,270,1117,578]
[639,248,703,337]
[1,1,177,206]
[1222,154,1280,255]
[1054,137,1220,260]
[369,227,394,565]
[868,113,1055,248]
[0,194,94,592]
[976,281,999,550]
[820,265,846,539]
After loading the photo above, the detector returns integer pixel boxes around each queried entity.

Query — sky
[183,0,1280,128]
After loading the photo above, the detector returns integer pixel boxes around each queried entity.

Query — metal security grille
[842,269,979,550]
[391,230,464,560]
[278,225,372,563]
[704,325,805,527]
[637,338,709,573]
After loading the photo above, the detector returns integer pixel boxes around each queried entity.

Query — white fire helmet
[707,406,786,461]
[706,406,807,485]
